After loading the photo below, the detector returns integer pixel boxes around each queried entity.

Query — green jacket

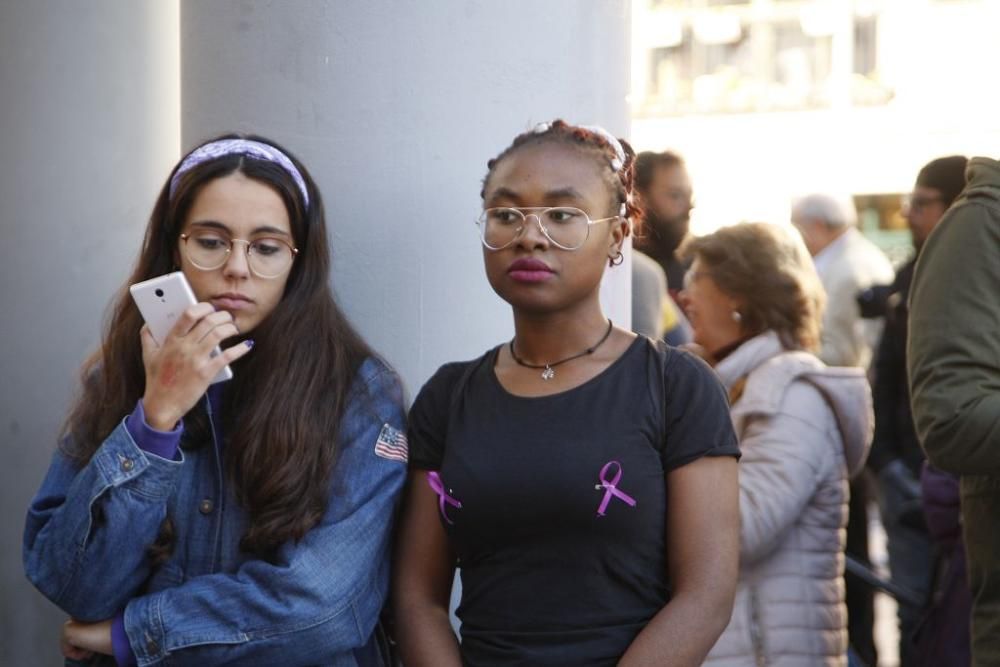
[908,157,1000,475]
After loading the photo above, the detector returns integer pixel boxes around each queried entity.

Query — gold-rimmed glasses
[476,207,619,251]
[180,231,298,279]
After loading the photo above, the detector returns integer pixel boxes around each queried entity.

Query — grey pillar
[180,0,631,395]
[0,2,180,663]
[2,2,629,659]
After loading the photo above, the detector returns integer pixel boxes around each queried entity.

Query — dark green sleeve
[908,199,1000,474]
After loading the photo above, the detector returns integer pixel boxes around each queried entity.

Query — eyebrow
[188,220,292,238]
[487,186,586,205]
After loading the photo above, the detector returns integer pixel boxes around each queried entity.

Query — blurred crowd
[630,150,993,667]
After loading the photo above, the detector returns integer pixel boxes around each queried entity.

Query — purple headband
[169,138,310,208]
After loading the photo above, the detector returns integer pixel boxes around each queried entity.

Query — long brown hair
[63,133,379,557]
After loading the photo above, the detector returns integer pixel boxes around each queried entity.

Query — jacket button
[199,499,214,515]
[146,638,159,654]
[121,458,134,472]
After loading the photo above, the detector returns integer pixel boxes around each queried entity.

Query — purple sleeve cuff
[111,612,136,666]
[125,399,183,461]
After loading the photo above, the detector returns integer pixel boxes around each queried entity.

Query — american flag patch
[374,424,408,463]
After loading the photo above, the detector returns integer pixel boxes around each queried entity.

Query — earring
[609,251,624,267]
[731,310,742,323]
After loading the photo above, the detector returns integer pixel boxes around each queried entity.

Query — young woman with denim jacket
[393,120,740,666]
[23,134,406,666]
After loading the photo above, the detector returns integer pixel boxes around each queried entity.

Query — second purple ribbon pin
[427,471,463,524]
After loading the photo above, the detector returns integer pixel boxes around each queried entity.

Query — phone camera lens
[154,288,164,298]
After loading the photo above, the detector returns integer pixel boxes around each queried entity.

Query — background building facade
[631,0,1000,265]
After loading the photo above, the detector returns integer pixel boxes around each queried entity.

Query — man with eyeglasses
[909,154,1000,667]
[864,155,967,666]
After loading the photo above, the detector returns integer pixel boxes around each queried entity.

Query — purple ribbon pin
[596,460,637,517]
[427,471,463,524]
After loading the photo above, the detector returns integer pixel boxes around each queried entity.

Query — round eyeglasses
[476,207,620,251]
[180,231,298,279]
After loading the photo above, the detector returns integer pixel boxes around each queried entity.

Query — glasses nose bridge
[517,210,550,244]
[523,210,542,225]
[229,238,253,254]
[222,238,252,274]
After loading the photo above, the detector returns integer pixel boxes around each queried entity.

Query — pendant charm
[541,366,555,381]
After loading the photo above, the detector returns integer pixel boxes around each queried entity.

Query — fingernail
[246,339,255,349]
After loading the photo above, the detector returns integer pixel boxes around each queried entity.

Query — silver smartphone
[129,271,234,384]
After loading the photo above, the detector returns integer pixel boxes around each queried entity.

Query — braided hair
[481,119,641,230]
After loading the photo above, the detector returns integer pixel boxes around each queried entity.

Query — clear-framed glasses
[476,207,619,251]
[180,230,298,279]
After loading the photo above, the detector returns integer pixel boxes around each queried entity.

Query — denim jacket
[23,358,406,666]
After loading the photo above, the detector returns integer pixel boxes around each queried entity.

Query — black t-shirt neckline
[487,334,646,401]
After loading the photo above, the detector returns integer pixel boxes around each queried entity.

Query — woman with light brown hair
[680,222,873,667]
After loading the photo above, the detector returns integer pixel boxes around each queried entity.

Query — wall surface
[0,2,180,663]
[180,0,631,396]
[1,1,628,660]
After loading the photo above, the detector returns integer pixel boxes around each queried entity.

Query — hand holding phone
[130,272,252,429]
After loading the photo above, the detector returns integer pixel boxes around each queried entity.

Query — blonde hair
[681,222,825,351]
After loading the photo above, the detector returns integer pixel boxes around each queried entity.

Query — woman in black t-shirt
[393,120,740,667]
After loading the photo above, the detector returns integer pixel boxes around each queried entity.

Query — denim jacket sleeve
[23,417,186,621]
[123,359,407,666]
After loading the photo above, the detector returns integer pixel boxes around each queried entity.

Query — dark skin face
[480,140,633,398]
[481,141,627,316]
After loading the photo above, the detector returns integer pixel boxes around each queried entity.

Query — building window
[636,1,892,115]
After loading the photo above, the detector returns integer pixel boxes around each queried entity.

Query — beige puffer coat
[704,331,873,667]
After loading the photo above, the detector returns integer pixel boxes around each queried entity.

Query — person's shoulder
[754,348,824,376]
[632,259,667,301]
[413,347,498,403]
[353,356,403,393]
[642,338,720,386]
[927,186,1000,249]
[963,157,1000,198]
[731,351,819,424]
[426,348,495,386]
[843,229,892,273]
[356,356,395,386]
[349,356,405,417]
[632,250,667,282]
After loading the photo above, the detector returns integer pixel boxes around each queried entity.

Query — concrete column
[180,0,632,395]
[0,2,179,663]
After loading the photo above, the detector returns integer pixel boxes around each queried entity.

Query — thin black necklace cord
[509,319,614,380]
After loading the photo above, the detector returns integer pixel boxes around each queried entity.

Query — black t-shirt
[408,336,739,666]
